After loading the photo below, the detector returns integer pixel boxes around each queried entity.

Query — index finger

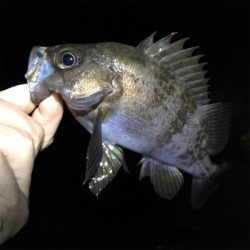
[0,84,36,114]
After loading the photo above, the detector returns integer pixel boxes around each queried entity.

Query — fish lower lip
[28,81,51,105]
[29,92,44,105]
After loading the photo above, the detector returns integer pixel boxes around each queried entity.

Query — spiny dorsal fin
[137,31,156,51]
[159,46,199,65]
[137,32,176,56]
[175,64,207,77]
[155,37,190,59]
[138,32,210,107]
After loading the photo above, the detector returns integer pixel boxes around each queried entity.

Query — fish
[25,32,231,209]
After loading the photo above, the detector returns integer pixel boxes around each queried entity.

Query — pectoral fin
[89,141,124,197]
[66,88,112,111]
[140,158,184,200]
[84,109,103,184]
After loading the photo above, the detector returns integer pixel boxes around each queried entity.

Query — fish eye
[63,53,75,66]
[56,50,80,69]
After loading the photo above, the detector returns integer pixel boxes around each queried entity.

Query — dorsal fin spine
[174,63,207,76]
[159,46,199,65]
[137,31,156,50]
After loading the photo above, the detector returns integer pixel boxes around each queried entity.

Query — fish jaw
[25,46,50,104]
[27,81,51,105]
[25,46,65,105]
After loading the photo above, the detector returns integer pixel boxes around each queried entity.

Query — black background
[0,1,249,249]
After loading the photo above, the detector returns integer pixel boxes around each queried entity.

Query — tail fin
[191,163,227,209]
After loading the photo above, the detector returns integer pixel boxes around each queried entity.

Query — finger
[0,84,35,114]
[31,93,64,150]
[0,99,44,156]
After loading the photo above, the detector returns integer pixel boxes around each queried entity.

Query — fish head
[25,44,114,111]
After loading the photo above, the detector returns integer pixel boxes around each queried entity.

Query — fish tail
[191,163,227,209]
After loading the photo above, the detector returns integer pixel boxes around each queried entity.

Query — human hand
[0,84,63,244]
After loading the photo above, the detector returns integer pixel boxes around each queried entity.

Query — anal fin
[139,158,184,200]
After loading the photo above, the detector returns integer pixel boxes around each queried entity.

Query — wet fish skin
[25,33,231,209]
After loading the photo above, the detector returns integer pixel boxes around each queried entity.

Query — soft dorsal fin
[137,32,210,106]
[198,103,231,155]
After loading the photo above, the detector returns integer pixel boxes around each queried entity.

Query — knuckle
[30,122,45,155]
[15,128,35,151]
[0,124,34,153]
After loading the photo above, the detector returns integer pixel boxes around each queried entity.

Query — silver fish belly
[25,32,231,209]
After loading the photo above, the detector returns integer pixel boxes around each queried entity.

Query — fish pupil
[63,53,75,66]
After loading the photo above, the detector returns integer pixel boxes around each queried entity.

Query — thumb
[31,93,64,150]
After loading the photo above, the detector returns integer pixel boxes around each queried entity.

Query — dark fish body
[25,33,231,209]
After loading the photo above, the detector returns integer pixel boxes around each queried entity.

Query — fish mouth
[25,46,58,105]
[65,88,113,112]
[28,81,52,105]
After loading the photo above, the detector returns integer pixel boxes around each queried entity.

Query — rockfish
[25,32,231,209]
